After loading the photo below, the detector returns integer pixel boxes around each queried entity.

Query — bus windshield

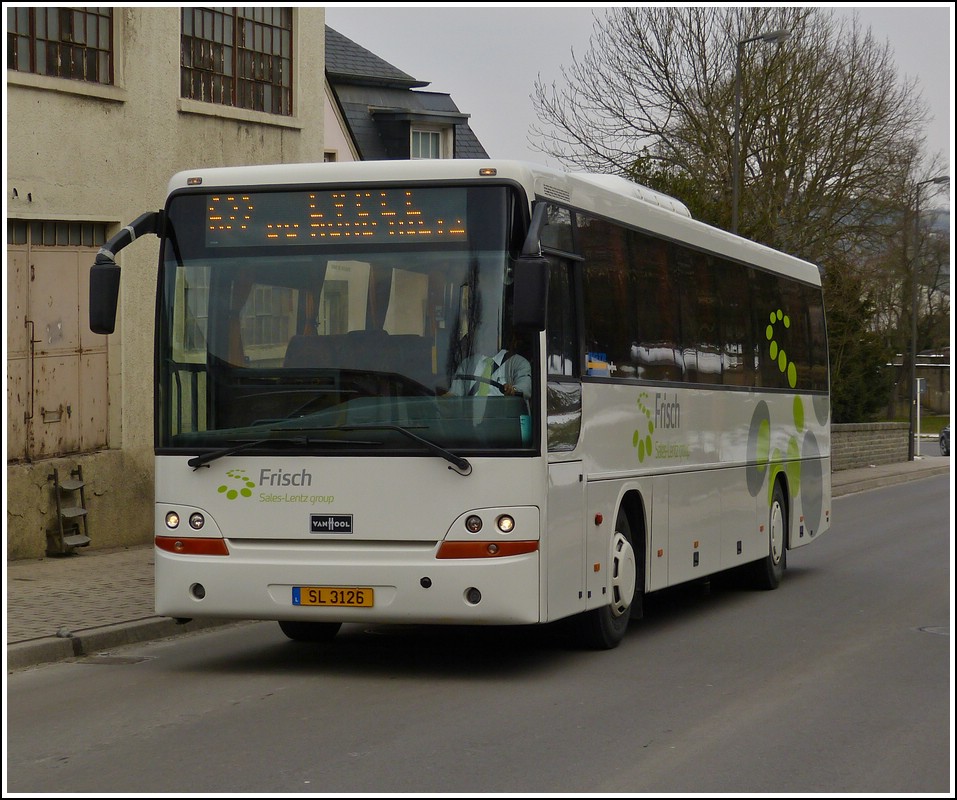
[156,185,536,456]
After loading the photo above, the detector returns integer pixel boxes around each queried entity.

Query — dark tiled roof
[325,26,489,160]
[325,25,427,88]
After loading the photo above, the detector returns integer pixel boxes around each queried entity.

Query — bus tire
[574,510,639,650]
[278,620,342,642]
[751,481,787,590]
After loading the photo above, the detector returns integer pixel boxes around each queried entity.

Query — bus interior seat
[284,332,435,388]
[283,335,340,369]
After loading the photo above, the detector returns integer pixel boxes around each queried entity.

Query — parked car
[940,426,950,457]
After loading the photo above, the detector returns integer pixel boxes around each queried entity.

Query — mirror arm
[520,202,548,257]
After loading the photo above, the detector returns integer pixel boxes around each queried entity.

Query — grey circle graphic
[746,400,771,497]
[801,431,823,535]
[813,394,830,426]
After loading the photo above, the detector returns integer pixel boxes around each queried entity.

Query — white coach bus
[90,159,830,649]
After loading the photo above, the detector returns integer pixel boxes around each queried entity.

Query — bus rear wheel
[574,510,639,650]
[278,620,342,642]
[750,482,787,590]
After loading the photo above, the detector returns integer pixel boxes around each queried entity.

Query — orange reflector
[436,540,538,559]
[657,549,664,557]
[594,513,603,525]
[155,535,229,556]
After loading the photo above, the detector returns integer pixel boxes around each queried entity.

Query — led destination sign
[205,187,468,247]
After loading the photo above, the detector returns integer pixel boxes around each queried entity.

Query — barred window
[7,7,113,84]
[7,219,107,248]
[181,7,293,116]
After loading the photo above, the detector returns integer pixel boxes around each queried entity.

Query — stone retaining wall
[831,422,909,471]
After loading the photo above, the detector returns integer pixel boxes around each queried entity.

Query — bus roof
[168,159,821,285]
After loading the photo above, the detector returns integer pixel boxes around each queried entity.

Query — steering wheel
[452,373,523,397]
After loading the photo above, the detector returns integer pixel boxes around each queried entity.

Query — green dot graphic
[766,307,801,389]
[793,396,805,431]
[634,392,656,463]
[219,469,256,501]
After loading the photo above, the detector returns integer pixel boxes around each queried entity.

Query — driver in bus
[447,327,532,398]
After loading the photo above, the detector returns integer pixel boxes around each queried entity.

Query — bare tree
[530,7,933,264]
[531,6,947,422]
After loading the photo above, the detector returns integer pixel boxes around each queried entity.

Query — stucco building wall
[6,7,326,559]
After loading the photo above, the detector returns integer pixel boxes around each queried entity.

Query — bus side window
[546,258,582,452]
[546,259,579,377]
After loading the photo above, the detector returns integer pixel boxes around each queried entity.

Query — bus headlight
[465,515,483,533]
[189,512,205,530]
[496,515,515,533]
[165,511,180,529]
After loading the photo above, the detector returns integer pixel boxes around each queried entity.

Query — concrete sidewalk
[6,457,950,672]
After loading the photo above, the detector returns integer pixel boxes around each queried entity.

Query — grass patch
[886,415,949,436]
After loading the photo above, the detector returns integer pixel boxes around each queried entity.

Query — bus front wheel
[278,620,342,642]
[574,510,639,650]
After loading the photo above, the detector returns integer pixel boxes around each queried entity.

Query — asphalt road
[4,474,951,794]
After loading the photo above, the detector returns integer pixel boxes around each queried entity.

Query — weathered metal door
[6,239,108,462]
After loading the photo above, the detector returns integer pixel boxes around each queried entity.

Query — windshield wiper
[186,434,375,470]
[292,423,472,476]
[185,424,470,475]
[348,424,471,475]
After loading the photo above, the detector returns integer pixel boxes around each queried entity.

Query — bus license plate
[292,586,374,607]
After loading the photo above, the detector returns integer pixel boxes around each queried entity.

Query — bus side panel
[784,452,831,550]
[583,477,656,613]
[545,459,586,622]
[721,464,766,569]
[667,471,722,586]
[577,383,830,590]
[659,460,816,588]
[648,477,668,592]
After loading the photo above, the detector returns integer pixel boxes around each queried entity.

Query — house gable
[325,26,489,160]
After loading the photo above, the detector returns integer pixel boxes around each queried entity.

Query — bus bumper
[154,543,543,625]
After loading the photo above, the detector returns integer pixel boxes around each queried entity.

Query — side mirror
[511,256,549,331]
[90,261,121,334]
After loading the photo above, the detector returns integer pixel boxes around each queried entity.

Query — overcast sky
[325,3,953,187]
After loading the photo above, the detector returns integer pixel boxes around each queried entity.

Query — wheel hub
[610,531,637,617]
